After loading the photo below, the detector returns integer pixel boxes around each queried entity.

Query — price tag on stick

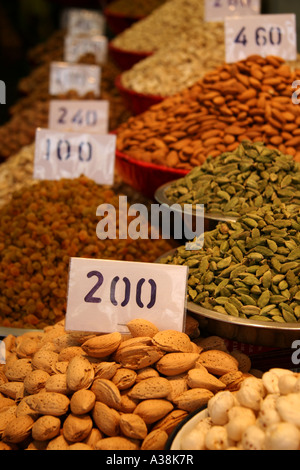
[49,62,101,97]
[67,9,105,36]
[34,128,116,185]
[225,14,297,63]
[65,259,189,334]
[48,100,109,134]
[205,0,260,22]
[64,35,108,64]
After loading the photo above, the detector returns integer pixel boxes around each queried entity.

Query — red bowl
[104,8,144,35]
[108,42,152,71]
[115,149,188,199]
[115,75,164,115]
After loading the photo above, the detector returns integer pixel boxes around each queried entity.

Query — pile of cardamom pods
[165,141,300,218]
[161,204,300,323]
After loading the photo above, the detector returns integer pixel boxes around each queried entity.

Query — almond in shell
[187,368,226,392]
[114,337,164,370]
[63,413,93,442]
[66,355,94,391]
[95,436,139,450]
[119,413,148,440]
[197,350,239,376]
[172,388,214,413]
[70,389,96,415]
[141,429,169,450]
[133,399,174,424]
[25,392,70,416]
[92,401,120,437]
[3,414,34,444]
[152,330,193,353]
[81,332,122,358]
[91,378,122,410]
[31,415,61,441]
[156,353,199,376]
[129,377,171,399]
[126,319,159,338]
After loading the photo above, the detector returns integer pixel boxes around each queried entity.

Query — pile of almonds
[0,318,257,450]
[117,55,300,170]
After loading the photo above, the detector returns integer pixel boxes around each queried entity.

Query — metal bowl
[166,407,208,451]
[154,181,238,233]
[156,249,300,349]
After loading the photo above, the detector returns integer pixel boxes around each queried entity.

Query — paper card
[64,35,108,64]
[225,14,297,63]
[48,100,109,134]
[205,0,261,22]
[67,9,105,36]
[34,128,116,185]
[49,62,101,97]
[65,258,189,334]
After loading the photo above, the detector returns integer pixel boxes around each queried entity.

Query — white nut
[235,377,265,411]
[225,406,256,442]
[204,425,229,450]
[278,373,299,395]
[276,393,300,427]
[207,390,236,425]
[265,422,300,451]
[241,424,266,450]
[257,394,281,430]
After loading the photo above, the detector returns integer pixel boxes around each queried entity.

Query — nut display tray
[156,249,300,349]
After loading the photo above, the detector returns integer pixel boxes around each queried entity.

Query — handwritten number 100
[84,271,157,309]
[45,139,92,161]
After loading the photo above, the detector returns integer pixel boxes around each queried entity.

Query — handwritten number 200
[84,271,157,309]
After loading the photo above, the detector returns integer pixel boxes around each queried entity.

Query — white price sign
[65,258,188,334]
[64,35,108,64]
[49,62,101,97]
[48,100,109,134]
[34,128,116,185]
[67,9,105,36]
[225,14,297,63]
[205,0,260,22]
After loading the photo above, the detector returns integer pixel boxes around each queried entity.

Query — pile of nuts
[111,0,221,53]
[0,177,174,329]
[121,30,225,97]
[0,318,257,450]
[165,141,300,217]
[180,368,300,450]
[117,55,300,170]
[162,204,300,324]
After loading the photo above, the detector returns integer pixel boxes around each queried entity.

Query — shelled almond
[0,318,259,450]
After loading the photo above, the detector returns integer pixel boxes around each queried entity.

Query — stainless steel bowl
[154,181,238,228]
[156,250,300,349]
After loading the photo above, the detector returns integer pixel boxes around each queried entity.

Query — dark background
[0,0,299,125]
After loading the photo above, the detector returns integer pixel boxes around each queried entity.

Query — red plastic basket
[115,149,189,199]
[108,42,152,71]
[115,75,164,115]
[104,8,144,35]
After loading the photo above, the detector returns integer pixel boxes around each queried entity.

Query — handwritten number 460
[234,26,282,47]
[84,271,157,309]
